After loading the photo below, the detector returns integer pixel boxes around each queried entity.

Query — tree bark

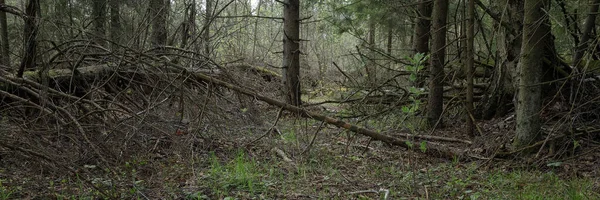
[480,0,523,119]
[514,0,550,148]
[150,0,168,49]
[181,0,196,49]
[427,0,448,128]
[0,0,9,67]
[466,0,475,136]
[282,0,301,106]
[366,18,377,86]
[203,0,213,55]
[17,0,39,78]
[92,0,106,46]
[572,0,599,68]
[109,0,121,48]
[413,0,432,88]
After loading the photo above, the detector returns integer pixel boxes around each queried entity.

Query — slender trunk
[17,0,39,77]
[466,0,475,136]
[92,0,106,46]
[251,0,263,59]
[573,0,600,67]
[109,0,121,48]
[514,0,550,148]
[0,0,9,67]
[387,24,393,56]
[427,0,449,128]
[480,0,523,119]
[282,0,301,106]
[204,0,213,55]
[413,0,433,87]
[366,19,377,85]
[150,0,168,48]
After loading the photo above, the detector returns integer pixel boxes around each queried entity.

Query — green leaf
[420,141,427,153]
[409,74,417,82]
[402,106,410,113]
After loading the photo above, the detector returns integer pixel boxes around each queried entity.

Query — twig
[246,107,284,146]
[392,132,472,144]
[301,121,325,155]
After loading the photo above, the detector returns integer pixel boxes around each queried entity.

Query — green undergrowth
[191,144,598,199]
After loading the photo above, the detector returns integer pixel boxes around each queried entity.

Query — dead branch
[163,62,466,160]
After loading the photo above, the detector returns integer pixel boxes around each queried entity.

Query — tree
[365,16,377,86]
[203,0,213,55]
[572,0,599,67]
[427,0,448,128]
[150,0,168,48]
[181,0,197,49]
[282,0,301,106]
[514,0,550,148]
[17,0,39,77]
[92,0,107,46]
[0,0,9,67]
[412,0,433,87]
[478,0,523,119]
[109,0,121,48]
[466,0,475,136]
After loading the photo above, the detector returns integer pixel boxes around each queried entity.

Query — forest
[0,0,599,199]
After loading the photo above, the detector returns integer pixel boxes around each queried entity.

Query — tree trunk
[0,0,9,67]
[282,0,301,106]
[466,0,475,136]
[203,0,213,55]
[251,0,263,59]
[427,0,448,128]
[480,0,523,119]
[572,0,600,67]
[17,0,39,78]
[92,0,106,46]
[413,0,432,88]
[109,0,121,48]
[514,0,550,148]
[150,0,168,48]
[366,18,377,86]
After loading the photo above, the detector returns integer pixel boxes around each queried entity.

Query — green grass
[0,180,13,200]
[402,163,600,199]
[206,150,265,197]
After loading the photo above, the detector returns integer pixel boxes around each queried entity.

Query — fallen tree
[158,61,469,160]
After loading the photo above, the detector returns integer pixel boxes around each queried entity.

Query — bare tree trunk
[387,25,393,56]
[514,0,550,149]
[182,0,196,48]
[92,0,106,46]
[480,0,523,119]
[17,0,39,78]
[413,0,432,88]
[203,0,213,55]
[0,0,9,67]
[572,0,600,67]
[251,0,263,59]
[427,0,448,128]
[109,0,121,48]
[150,0,168,49]
[366,18,377,86]
[282,0,301,106]
[466,0,475,136]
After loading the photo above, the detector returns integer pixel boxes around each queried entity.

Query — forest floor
[1,85,600,199]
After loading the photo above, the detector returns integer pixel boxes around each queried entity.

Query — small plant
[0,180,13,200]
[207,150,264,197]
[401,53,429,132]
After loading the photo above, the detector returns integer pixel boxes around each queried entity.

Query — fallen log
[5,61,467,160]
[163,62,467,160]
